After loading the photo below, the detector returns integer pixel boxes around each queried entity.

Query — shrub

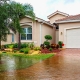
[13,43,18,48]
[19,48,24,53]
[24,48,30,54]
[4,44,9,48]
[58,41,63,48]
[8,44,14,49]
[21,43,27,48]
[19,48,30,54]
[44,41,50,46]
[49,48,53,51]
[40,44,44,49]
[44,35,52,49]
[45,35,52,40]
[29,42,34,49]
[2,51,6,53]
[34,47,41,51]
[13,50,17,53]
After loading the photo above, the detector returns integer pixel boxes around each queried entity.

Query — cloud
[64,0,75,4]
[14,0,80,20]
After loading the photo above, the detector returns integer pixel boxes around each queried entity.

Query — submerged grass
[0,52,54,60]
[0,52,54,71]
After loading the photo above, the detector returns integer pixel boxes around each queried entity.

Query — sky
[14,0,80,20]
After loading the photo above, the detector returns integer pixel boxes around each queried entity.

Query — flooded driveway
[0,49,80,80]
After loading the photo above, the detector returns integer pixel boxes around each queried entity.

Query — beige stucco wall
[1,17,55,47]
[56,30,59,44]
[41,23,55,44]
[32,21,55,46]
[49,14,67,24]
[59,22,80,48]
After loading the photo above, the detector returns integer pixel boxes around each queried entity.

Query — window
[21,27,32,40]
[12,34,14,42]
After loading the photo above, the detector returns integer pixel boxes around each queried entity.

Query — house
[1,16,55,46]
[48,10,80,48]
[2,10,80,48]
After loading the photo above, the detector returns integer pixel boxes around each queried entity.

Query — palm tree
[8,1,35,49]
[0,1,35,49]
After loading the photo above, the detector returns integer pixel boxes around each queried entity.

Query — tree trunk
[0,40,1,50]
[18,32,21,49]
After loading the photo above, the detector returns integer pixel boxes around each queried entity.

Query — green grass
[0,53,54,71]
[13,53,54,59]
[0,52,54,60]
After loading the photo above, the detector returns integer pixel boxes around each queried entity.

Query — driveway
[1,49,80,80]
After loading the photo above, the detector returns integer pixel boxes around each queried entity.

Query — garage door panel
[66,28,80,48]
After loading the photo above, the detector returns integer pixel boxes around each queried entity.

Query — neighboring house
[2,10,80,48]
[1,16,55,46]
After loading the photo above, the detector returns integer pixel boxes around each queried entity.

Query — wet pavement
[0,49,80,80]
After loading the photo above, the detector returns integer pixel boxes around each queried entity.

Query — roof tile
[56,14,80,22]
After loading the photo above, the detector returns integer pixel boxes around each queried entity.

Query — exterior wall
[56,30,59,44]
[33,21,55,46]
[49,14,67,24]
[59,22,80,48]
[41,23,55,44]
[1,17,55,47]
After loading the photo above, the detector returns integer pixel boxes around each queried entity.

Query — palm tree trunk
[0,39,1,49]
[18,32,21,49]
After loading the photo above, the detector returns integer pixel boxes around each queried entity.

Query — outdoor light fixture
[61,32,63,35]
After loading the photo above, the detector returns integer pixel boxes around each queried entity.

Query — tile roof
[56,14,80,22]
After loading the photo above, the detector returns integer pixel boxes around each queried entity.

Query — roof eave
[55,20,80,24]
[47,11,69,19]
[25,15,54,27]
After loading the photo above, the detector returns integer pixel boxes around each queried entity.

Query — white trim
[64,26,80,48]
[25,15,53,27]
[47,11,69,19]
[56,20,80,23]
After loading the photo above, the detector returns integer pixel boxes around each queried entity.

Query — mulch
[41,48,61,53]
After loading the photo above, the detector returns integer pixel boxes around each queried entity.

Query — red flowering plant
[62,43,64,46]
[58,41,64,48]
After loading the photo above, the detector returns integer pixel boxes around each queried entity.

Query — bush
[24,48,30,54]
[29,42,34,49]
[34,47,41,51]
[4,44,9,48]
[44,41,50,46]
[40,44,44,49]
[8,44,14,49]
[19,48,24,53]
[19,48,30,54]
[49,48,53,51]
[45,35,52,40]
[58,41,63,48]
[21,43,27,48]
[13,43,18,48]
[13,50,17,53]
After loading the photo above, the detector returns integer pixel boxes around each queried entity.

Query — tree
[44,35,52,49]
[8,1,35,49]
[0,1,35,49]
[0,1,10,49]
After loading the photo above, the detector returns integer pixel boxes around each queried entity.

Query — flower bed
[41,48,61,53]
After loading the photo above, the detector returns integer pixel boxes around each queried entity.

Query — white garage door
[66,28,80,48]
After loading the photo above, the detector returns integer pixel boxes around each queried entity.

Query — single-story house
[2,10,80,48]
[1,16,55,46]
[48,10,80,48]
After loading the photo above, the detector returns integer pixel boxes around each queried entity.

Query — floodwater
[0,49,80,80]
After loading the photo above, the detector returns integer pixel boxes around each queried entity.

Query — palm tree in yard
[0,0,35,49]
[8,1,35,49]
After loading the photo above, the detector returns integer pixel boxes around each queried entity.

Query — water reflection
[0,54,40,72]
[0,49,80,80]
